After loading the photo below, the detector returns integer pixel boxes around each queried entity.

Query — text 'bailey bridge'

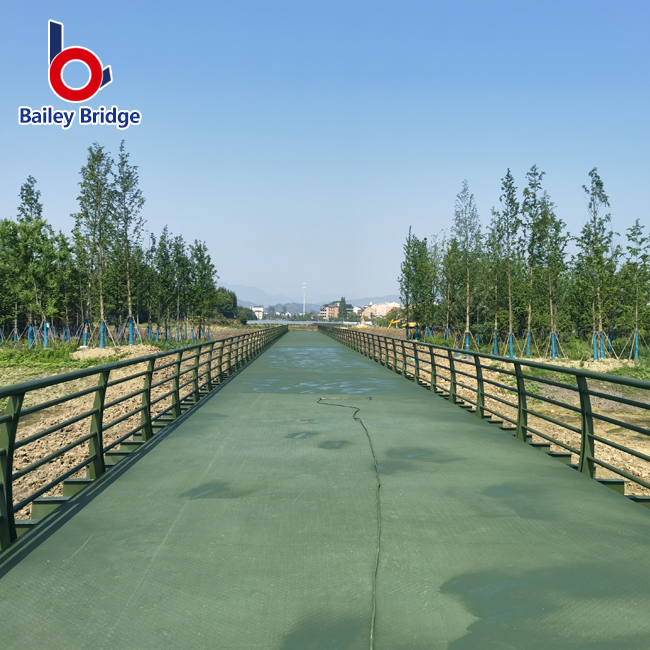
[2,326,650,649]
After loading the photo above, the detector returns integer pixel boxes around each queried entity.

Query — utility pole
[302,283,306,316]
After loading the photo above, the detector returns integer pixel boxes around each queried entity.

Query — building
[373,302,401,318]
[319,301,340,320]
[359,301,401,319]
[252,306,264,320]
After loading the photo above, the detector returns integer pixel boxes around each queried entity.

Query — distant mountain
[221,284,299,306]
[223,283,401,309]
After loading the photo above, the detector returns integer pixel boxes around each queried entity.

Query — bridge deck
[2,331,650,649]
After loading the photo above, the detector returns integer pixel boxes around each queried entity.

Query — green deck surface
[2,331,650,649]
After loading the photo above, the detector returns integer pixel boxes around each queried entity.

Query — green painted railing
[321,326,650,506]
[0,326,287,550]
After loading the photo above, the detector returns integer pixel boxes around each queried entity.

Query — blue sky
[1,1,649,301]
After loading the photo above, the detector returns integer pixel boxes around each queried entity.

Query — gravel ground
[5,333,258,520]
[399,343,650,496]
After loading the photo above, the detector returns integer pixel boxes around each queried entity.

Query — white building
[373,302,401,317]
[252,306,264,320]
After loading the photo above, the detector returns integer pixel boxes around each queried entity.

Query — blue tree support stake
[129,318,134,346]
[43,322,49,349]
[493,329,498,355]
[100,321,106,348]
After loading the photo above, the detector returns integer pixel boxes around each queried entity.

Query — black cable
[317,397,380,650]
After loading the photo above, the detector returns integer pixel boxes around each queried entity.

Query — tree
[521,165,546,356]
[620,219,649,358]
[189,240,219,327]
[338,297,348,320]
[538,193,568,359]
[399,227,416,324]
[113,140,145,326]
[452,180,481,350]
[238,307,256,324]
[496,169,521,355]
[576,168,619,358]
[73,143,115,337]
[214,287,238,319]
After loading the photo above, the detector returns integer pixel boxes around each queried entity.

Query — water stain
[278,615,365,650]
[378,447,463,474]
[320,441,349,450]
[286,432,316,439]
[482,483,554,520]
[180,481,253,500]
[442,565,650,649]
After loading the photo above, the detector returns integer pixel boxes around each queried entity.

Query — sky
[1,1,649,302]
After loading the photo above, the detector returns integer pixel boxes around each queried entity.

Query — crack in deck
[317,397,380,650]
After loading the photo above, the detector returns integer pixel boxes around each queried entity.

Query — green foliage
[338,297,347,320]
[238,307,256,324]
[398,167,647,361]
[0,144,242,340]
[0,345,120,372]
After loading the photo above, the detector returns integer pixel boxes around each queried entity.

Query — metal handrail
[321,325,650,504]
[0,326,287,550]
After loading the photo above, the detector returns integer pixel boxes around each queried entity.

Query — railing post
[474,354,485,419]
[0,393,24,548]
[514,361,528,441]
[236,338,243,369]
[206,343,214,391]
[172,351,182,418]
[192,345,201,403]
[226,340,233,374]
[88,370,109,479]
[216,342,225,383]
[141,359,155,442]
[428,347,437,391]
[577,375,596,478]
[413,342,420,382]
[447,349,457,403]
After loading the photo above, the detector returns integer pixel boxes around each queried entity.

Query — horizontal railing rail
[0,326,287,550]
[320,325,650,507]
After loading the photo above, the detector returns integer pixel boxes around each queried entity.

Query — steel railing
[321,326,650,507]
[0,326,287,550]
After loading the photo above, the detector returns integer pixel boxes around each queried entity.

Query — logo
[18,21,142,130]
[48,21,112,103]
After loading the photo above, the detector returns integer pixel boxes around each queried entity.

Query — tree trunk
[465,260,470,334]
[527,265,533,333]
[125,227,133,320]
[507,233,514,335]
[98,243,105,324]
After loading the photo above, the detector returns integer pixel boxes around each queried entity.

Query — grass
[0,344,121,372]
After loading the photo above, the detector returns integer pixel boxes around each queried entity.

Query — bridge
[1,328,650,648]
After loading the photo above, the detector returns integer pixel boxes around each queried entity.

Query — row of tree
[0,142,245,342]
[399,167,649,357]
